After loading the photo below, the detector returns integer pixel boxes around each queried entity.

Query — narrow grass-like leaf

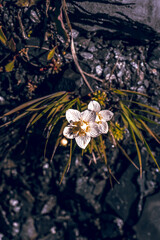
[122,105,160,125]
[48,98,78,132]
[135,114,160,125]
[113,88,149,97]
[138,119,160,144]
[121,112,144,142]
[0,112,29,128]
[77,98,82,112]
[59,139,73,185]
[26,112,39,129]
[44,98,78,156]
[1,92,66,118]
[116,142,139,170]
[29,102,57,126]
[46,93,70,119]
[125,100,160,113]
[45,109,59,131]
[99,135,107,165]
[99,136,117,185]
[129,126,142,177]
[46,121,68,160]
[112,89,127,96]
[123,104,136,116]
[143,139,160,171]
[92,138,102,158]
[120,101,130,116]
[0,26,7,46]
[121,113,128,128]
[132,109,160,118]
[11,112,29,122]
[27,105,48,111]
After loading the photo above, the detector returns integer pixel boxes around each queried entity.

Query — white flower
[63,109,101,149]
[88,101,113,134]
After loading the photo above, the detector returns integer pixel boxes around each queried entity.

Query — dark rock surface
[67,0,160,69]
[67,0,160,39]
[134,191,160,240]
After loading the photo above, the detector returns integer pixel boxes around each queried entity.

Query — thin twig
[45,0,50,18]
[62,0,94,93]
[83,71,104,82]
[71,38,94,92]
[18,11,29,40]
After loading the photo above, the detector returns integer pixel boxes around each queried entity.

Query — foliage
[111,88,160,177]
[15,0,41,7]
[110,122,125,142]
[0,26,7,46]
[1,89,160,183]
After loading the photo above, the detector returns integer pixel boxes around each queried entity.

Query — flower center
[72,120,89,136]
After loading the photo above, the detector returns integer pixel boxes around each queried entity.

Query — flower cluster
[110,122,125,141]
[63,101,114,149]
[91,90,107,107]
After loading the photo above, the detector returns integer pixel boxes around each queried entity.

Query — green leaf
[113,88,149,97]
[120,101,129,116]
[138,119,160,144]
[46,121,68,160]
[129,126,142,177]
[59,139,73,184]
[34,105,55,123]
[16,0,40,7]
[126,100,160,114]
[116,142,139,170]
[132,109,160,118]
[0,26,7,46]
[7,38,16,52]
[44,98,78,150]
[1,91,66,117]
[112,89,127,96]
[143,139,160,171]
[99,135,107,165]
[47,46,57,61]
[125,114,144,142]
[121,104,160,125]
[76,98,82,112]
[5,59,15,72]
[0,112,29,128]
[121,113,128,128]
[136,114,160,125]
[26,113,39,129]
[120,103,144,142]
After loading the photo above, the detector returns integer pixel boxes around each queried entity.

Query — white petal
[81,110,96,122]
[63,126,78,139]
[66,109,81,123]
[87,122,101,137]
[98,121,108,134]
[99,110,114,121]
[88,101,101,113]
[75,135,91,149]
